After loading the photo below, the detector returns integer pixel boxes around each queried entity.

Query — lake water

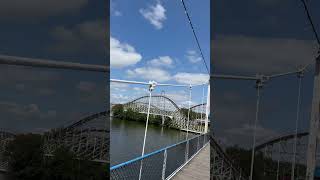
[110,118,194,166]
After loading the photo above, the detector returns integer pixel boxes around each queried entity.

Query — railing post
[162,149,167,180]
[197,135,200,151]
[185,140,189,162]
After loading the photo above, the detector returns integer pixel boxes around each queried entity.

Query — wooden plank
[172,144,210,180]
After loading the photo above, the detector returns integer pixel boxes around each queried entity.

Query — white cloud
[51,20,106,53]
[225,124,279,141]
[114,11,122,16]
[110,82,129,93]
[139,2,166,29]
[111,93,130,104]
[213,35,317,74]
[0,0,88,20]
[0,101,56,119]
[166,91,187,102]
[110,83,150,104]
[173,73,209,85]
[125,69,209,85]
[148,56,173,67]
[110,37,142,68]
[76,82,104,104]
[133,87,148,93]
[111,0,122,16]
[127,67,171,82]
[111,82,128,88]
[186,50,202,63]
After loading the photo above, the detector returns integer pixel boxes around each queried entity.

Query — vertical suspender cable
[291,72,303,180]
[205,84,210,133]
[201,84,205,131]
[186,85,192,140]
[138,83,154,180]
[249,80,262,180]
[201,84,205,120]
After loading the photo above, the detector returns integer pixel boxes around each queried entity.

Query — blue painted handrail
[110,133,206,170]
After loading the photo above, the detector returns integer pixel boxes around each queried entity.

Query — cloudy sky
[0,1,106,133]
[110,0,210,107]
[211,0,320,149]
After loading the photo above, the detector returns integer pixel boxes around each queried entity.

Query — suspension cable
[291,71,304,180]
[179,0,209,75]
[299,0,320,46]
[200,84,205,121]
[0,54,108,72]
[249,80,263,180]
[110,78,207,87]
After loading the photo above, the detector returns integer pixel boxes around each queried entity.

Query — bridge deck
[171,143,209,180]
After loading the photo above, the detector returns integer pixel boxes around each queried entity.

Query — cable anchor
[255,74,267,89]
[148,81,157,92]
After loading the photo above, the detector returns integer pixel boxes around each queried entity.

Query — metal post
[162,149,167,180]
[161,90,166,126]
[197,135,200,151]
[205,84,210,133]
[249,79,263,180]
[185,140,189,162]
[291,71,303,180]
[201,85,205,123]
[138,81,156,180]
[306,54,320,180]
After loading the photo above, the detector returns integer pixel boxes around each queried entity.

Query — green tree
[43,147,108,180]
[5,134,44,180]
[112,104,124,118]
[5,134,108,180]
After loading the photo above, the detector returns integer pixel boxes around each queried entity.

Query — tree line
[112,104,205,125]
[3,133,108,180]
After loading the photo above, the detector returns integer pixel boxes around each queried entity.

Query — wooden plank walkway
[171,144,210,180]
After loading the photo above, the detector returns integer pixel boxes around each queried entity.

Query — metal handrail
[110,133,208,170]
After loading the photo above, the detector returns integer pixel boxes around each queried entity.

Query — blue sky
[211,0,320,148]
[110,0,210,107]
[0,0,106,132]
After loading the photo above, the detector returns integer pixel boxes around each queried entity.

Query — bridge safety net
[110,133,209,180]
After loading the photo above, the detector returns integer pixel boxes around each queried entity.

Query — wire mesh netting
[110,133,209,180]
